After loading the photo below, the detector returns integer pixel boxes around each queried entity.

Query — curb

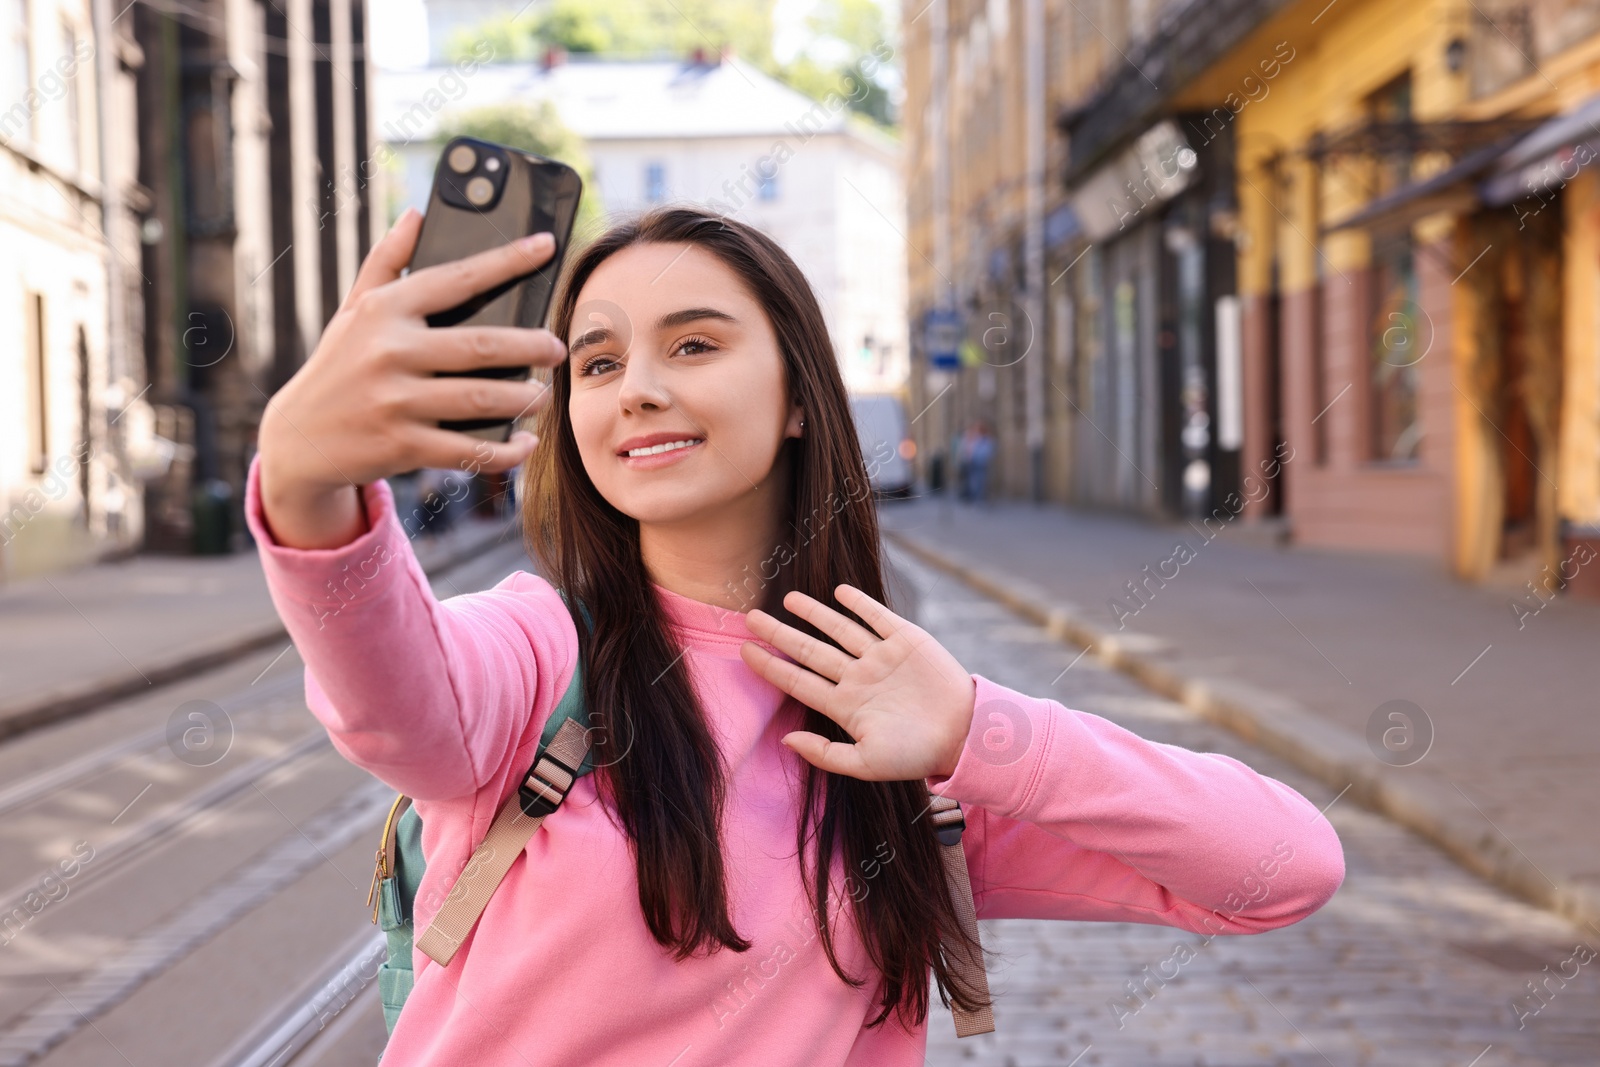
[885,527,1600,933]
[0,518,522,745]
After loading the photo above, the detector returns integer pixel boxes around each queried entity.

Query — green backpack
[365,593,596,1046]
[361,596,996,1048]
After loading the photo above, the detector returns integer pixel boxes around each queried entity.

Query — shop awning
[1480,94,1600,205]
[1321,95,1600,231]
[1321,138,1520,233]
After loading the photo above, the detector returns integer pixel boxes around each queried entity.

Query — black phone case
[407,136,583,441]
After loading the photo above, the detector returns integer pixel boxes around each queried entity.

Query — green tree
[442,13,540,64]
[536,0,776,63]
[443,0,776,66]
[784,0,899,128]
[440,0,900,130]
[436,100,608,247]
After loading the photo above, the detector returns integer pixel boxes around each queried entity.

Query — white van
[848,393,915,498]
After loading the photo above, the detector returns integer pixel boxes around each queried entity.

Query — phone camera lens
[448,144,477,173]
[466,176,495,205]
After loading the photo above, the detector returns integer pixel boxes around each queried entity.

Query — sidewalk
[0,513,519,742]
[880,494,1600,929]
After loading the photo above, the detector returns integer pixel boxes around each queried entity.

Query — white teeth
[625,438,702,457]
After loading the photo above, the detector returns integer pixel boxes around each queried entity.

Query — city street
[7,0,1600,1063]
[906,538,1600,1066]
[0,536,531,1067]
[0,528,1594,1066]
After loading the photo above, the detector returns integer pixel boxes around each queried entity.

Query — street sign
[924,309,961,371]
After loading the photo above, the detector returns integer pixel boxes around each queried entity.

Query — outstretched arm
[244,204,577,802]
[739,583,1344,932]
[245,453,574,802]
[926,674,1343,931]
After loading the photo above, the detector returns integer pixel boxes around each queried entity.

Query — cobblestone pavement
[879,500,1600,922]
[893,547,1600,1067]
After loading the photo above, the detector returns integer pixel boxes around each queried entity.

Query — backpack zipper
[367,794,409,924]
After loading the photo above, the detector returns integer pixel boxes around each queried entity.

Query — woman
[249,205,1344,1066]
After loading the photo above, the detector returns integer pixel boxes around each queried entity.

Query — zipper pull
[366,846,387,922]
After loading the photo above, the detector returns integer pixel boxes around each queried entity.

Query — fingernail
[518,231,554,251]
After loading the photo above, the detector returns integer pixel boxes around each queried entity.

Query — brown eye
[676,336,717,357]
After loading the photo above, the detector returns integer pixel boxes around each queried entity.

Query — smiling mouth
[621,438,704,458]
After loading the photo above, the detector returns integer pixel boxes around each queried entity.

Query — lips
[621,438,703,458]
[615,431,706,457]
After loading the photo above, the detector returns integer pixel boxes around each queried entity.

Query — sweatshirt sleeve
[927,674,1345,934]
[242,453,574,802]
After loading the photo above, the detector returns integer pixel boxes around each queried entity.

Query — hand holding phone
[256,209,567,551]
[407,137,583,441]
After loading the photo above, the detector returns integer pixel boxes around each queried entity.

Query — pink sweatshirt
[243,454,1344,1066]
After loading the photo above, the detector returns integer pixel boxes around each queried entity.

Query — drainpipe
[1023,0,1045,501]
[92,0,123,541]
[931,0,954,477]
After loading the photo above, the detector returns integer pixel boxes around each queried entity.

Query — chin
[605,482,730,526]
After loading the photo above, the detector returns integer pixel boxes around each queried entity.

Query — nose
[616,350,672,415]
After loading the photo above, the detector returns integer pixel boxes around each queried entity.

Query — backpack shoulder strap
[927,791,996,1037]
[414,588,595,967]
[543,588,593,775]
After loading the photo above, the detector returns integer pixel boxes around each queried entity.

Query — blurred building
[130,0,380,557]
[904,0,1217,514]
[1,0,145,580]
[1,0,381,581]
[1208,0,1600,581]
[376,39,909,395]
[905,0,1600,583]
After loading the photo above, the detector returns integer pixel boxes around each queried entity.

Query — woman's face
[564,242,803,526]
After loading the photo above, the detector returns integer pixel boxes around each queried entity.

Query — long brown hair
[522,206,989,1031]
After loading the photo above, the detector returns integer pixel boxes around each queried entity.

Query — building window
[1365,72,1421,464]
[1368,230,1422,463]
[644,162,666,203]
[756,156,778,201]
[4,0,32,148]
[1369,72,1413,196]
[59,16,78,173]
[25,290,48,473]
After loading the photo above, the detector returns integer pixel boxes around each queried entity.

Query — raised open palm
[740,584,976,782]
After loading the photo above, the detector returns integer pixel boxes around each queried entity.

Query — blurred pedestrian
[960,420,995,505]
[953,427,970,500]
[414,467,459,539]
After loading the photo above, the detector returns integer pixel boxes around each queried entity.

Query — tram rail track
[0,535,539,1066]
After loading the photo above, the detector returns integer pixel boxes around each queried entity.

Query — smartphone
[406,135,583,442]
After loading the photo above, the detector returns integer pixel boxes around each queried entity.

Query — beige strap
[930,793,996,1037]
[416,718,593,967]
[417,721,997,1036]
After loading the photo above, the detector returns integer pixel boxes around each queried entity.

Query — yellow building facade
[902,0,1600,585]
[1178,0,1600,580]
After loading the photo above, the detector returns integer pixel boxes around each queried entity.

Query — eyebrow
[567,307,738,359]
